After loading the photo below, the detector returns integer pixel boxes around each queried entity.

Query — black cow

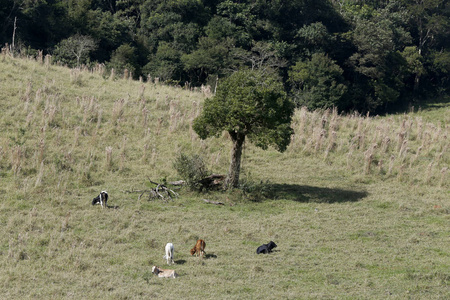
[256,241,277,254]
[92,191,108,209]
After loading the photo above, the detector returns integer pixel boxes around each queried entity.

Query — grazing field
[0,53,449,299]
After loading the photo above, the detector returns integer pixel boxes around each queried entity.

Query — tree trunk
[12,17,17,57]
[224,131,245,189]
[414,73,420,93]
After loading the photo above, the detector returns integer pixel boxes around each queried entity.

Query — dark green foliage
[0,0,16,46]
[15,0,71,51]
[143,42,184,81]
[173,153,209,191]
[107,44,138,78]
[431,50,450,95]
[139,0,207,52]
[1,0,448,113]
[341,1,414,112]
[182,37,235,84]
[295,22,334,56]
[289,52,347,109]
[194,69,294,152]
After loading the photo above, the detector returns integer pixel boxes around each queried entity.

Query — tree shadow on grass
[262,184,368,203]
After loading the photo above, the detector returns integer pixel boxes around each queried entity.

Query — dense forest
[1,0,449,113]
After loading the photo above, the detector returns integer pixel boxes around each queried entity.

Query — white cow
[152,266,178,278]
[163,242,174,265]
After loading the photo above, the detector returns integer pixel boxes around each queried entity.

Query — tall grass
[0,51,448,299]
[288,107,449,186]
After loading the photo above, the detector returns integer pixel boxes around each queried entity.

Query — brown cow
[190,239,206,257]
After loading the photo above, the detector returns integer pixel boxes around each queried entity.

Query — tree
[289,52,347,109]
[143,41,184,81]
[343,2,412,112]
[181,36,235,84]
[401,0,450,98]
[108,43,138,78]
[400,45,425,94]
[295,22,334,57]
[53,34,97,67]
[234,41,287,73]
[193,69,294,188]
[401,0,449,55]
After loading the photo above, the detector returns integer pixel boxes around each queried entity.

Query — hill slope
[0,54,449,299]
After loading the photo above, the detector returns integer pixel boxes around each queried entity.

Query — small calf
[152,266,178,278]
[256,241,277,254]
[92,191,108,209]
[163,242,175,265]
[190,239,206,257]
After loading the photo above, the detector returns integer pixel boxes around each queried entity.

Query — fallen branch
[198,174,226,190]
[125,178,179,202]
[168,180,185,186]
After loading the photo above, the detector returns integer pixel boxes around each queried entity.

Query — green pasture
[0,54,448,299]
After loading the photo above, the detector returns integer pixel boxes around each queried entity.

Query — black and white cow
[256,241,277,254]
[92,191,108,209]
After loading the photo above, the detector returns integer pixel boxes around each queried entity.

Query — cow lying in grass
[190,239,206,257]
[152,266,178,278]
[163,242,174,265]
[92,191,108,209]
[256,241,277,254]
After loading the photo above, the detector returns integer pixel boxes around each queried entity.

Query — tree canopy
[1,0,449,114]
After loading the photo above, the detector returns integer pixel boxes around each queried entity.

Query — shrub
[173,153,209,191]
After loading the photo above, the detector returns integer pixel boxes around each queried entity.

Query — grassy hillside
[0,52,449,299]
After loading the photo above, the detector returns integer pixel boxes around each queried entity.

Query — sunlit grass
[0,52,448,299]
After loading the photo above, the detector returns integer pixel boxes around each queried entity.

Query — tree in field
[193,69,295,189]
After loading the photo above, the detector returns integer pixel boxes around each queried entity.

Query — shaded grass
[262,184,368,203]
